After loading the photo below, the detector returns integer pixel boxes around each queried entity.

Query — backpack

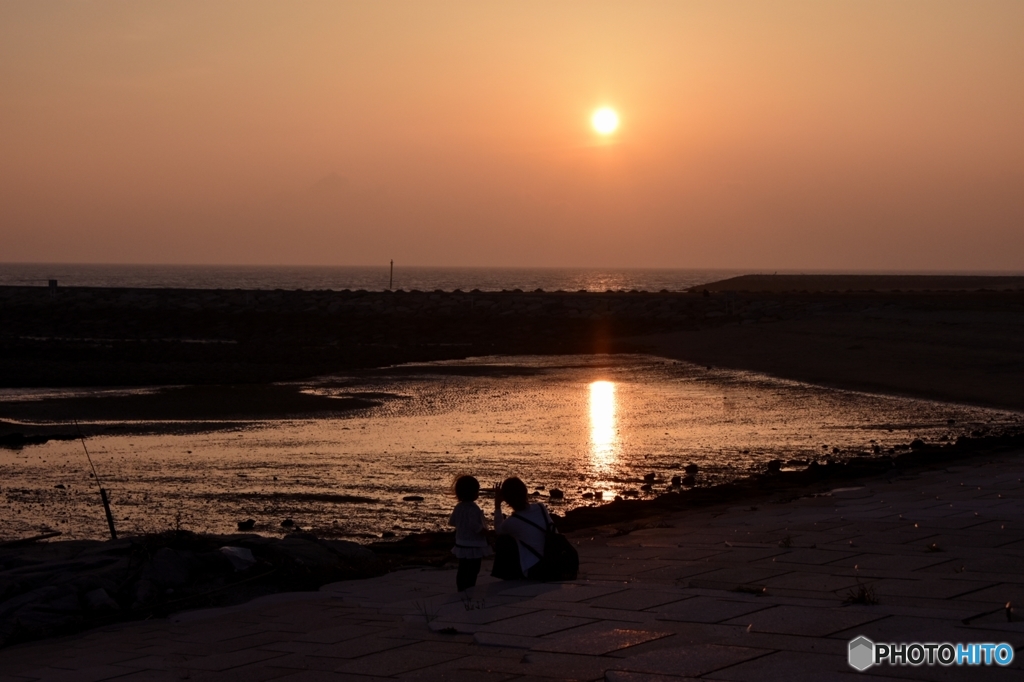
[511,509,579,581]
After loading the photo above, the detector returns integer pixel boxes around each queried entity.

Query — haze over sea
[0,264,741,292]
[4,264,1018,294]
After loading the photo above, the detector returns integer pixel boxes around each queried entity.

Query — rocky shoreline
[366,430,1024,565]
[0,530,384,649]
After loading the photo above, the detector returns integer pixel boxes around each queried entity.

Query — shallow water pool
[1,355,1019,541]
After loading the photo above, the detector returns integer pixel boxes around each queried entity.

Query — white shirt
[494,503,551,573]
[449,501,491,559]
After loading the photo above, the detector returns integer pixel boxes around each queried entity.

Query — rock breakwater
[0,530,384,648]
[0,284,904,387]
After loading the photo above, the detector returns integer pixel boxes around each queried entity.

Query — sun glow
[589,380,618,466]
[591,107,619,135]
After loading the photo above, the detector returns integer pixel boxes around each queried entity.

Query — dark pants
[456,558,482,591]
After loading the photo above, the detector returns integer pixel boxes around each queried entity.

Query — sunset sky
[2,1,1023,270]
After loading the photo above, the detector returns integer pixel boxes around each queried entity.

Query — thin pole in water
[389,260,393,290]
[74,421,117,540]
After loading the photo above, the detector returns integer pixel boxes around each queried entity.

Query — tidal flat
[2,354,1019,542]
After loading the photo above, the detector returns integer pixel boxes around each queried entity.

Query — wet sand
[0,385,376,431]
[635,298,1024,411]
[5,352,1020,542]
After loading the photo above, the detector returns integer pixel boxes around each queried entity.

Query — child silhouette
[449,475,492,591]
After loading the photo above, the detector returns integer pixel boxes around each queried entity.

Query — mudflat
[635,293,1024,411]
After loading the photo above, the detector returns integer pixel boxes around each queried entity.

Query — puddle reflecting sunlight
[589,380,618,467]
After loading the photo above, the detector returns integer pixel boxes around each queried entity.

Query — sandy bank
[700,273,1024,293]
[635,297,1024,411]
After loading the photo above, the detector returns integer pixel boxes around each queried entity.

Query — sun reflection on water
[589,380,617,467]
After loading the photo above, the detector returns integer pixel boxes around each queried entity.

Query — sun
[591,107,619,135]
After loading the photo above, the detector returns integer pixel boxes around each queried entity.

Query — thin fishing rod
[73,420,118,540]
[74,420,104,487]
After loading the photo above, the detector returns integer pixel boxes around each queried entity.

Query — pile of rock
[0,530,384,648]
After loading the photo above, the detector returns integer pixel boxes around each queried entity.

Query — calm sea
[0,263,745,292]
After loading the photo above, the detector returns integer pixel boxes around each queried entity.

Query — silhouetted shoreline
[368,429,1024,563]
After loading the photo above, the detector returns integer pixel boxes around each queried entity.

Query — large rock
[132,579,157,608]
[146,547,191,587]
[0,585,83,646]
[245,534,385,587]
[276,536,342,568]
[219,546,257,571]
[0,531,385,647]
[84,588,119,612]
[321,539,381,566]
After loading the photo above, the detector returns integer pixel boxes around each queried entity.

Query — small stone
[280,518,296,528]
[237,518,256,531]
[640,484,652,492]
[684,463,699,475]
[643,473,656,482]
[670,475,682,486]
[582,492,594,499]
[402,495,424,502]
[548,488,564,499]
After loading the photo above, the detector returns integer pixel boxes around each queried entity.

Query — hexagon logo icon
[848,636,875,671]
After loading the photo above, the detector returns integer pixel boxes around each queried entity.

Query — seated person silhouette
[491,476,555,580]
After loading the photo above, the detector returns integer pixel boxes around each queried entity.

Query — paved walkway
[3,452,1024,681]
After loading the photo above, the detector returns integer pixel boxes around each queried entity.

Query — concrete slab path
[3,452,1023,681]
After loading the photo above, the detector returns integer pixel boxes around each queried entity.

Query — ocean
[0,263,745,293]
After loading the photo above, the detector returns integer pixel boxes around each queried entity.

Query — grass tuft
[844,583,879,605]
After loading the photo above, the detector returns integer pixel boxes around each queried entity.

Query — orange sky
[2,1,1023,270]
